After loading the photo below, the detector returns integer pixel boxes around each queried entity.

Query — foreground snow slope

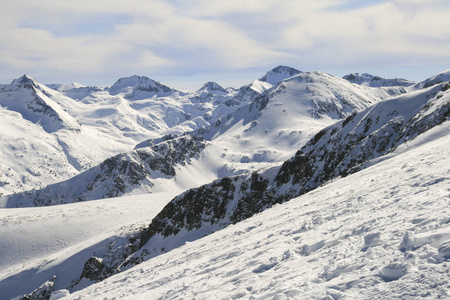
[66,120,450,300]
[0,192,178,300]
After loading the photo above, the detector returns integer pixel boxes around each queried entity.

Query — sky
[1,0,450,90]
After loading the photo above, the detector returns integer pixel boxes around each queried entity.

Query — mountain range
[0,66,449,300]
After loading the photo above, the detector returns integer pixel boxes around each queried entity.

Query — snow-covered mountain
[1,67,450,300]
[199,71,395,166]
[3,75,81,133]
[343,72,415,87]
[197,81,228,95]
[109,75,178,100]
[1,69,388,204]
[3,105,449,300]
[88,80,449,276]
[413,69,450,89]
[258,65,302,85]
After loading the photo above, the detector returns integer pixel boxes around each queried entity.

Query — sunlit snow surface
[55,122,450,299]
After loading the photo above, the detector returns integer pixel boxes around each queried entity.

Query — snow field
[0,192,178,300]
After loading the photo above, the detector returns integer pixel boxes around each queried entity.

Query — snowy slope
[201,71,394,168]
[0,192,178,300]
[413,69,450,89]
[64,116,450,300]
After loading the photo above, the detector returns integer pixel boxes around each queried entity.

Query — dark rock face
[80,257,105,281]
[141,177,236,243]
[5,135,206,207]
[20,276,56,300]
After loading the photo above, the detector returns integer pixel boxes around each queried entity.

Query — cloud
[0,0,449,87]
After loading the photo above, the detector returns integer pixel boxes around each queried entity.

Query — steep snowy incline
[413,69,450,89]
[65,116,450,300]
[0,192,178,300]
[1,75,81,133]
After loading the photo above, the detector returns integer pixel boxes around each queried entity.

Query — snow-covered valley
[0,66,449,299]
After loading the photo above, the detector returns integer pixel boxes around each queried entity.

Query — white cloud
[0,0,449,86]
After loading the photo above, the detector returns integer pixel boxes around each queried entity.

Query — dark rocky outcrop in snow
[2,135,206,207]
[19,276,56,300]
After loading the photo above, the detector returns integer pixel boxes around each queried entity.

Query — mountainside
[0,68,388,201]
[2,75,81,133]
[91,80,450,277]
[3,113,449,300]
[413,69,450,89]
[1,135,207,207]
[65,123,450,299]
[2,67,450,299]
[200,71,395,165]
[258,65,302,85]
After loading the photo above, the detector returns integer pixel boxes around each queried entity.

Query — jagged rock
[20,276,56,300]
[80,257,105,281]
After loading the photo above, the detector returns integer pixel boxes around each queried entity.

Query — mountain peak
[109,75,175,99]
[343,73,414,87]
[197,81,228,94]
[258,65,302,85]
[11,74,38,87]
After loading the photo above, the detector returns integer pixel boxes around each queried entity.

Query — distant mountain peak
[10,74,38,88]
[258,65,302,85]
[110,75,175,99]
[343,73,415,87]
[197,81,228,94]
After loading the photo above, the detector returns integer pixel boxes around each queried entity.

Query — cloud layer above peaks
[1,0,449,89]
